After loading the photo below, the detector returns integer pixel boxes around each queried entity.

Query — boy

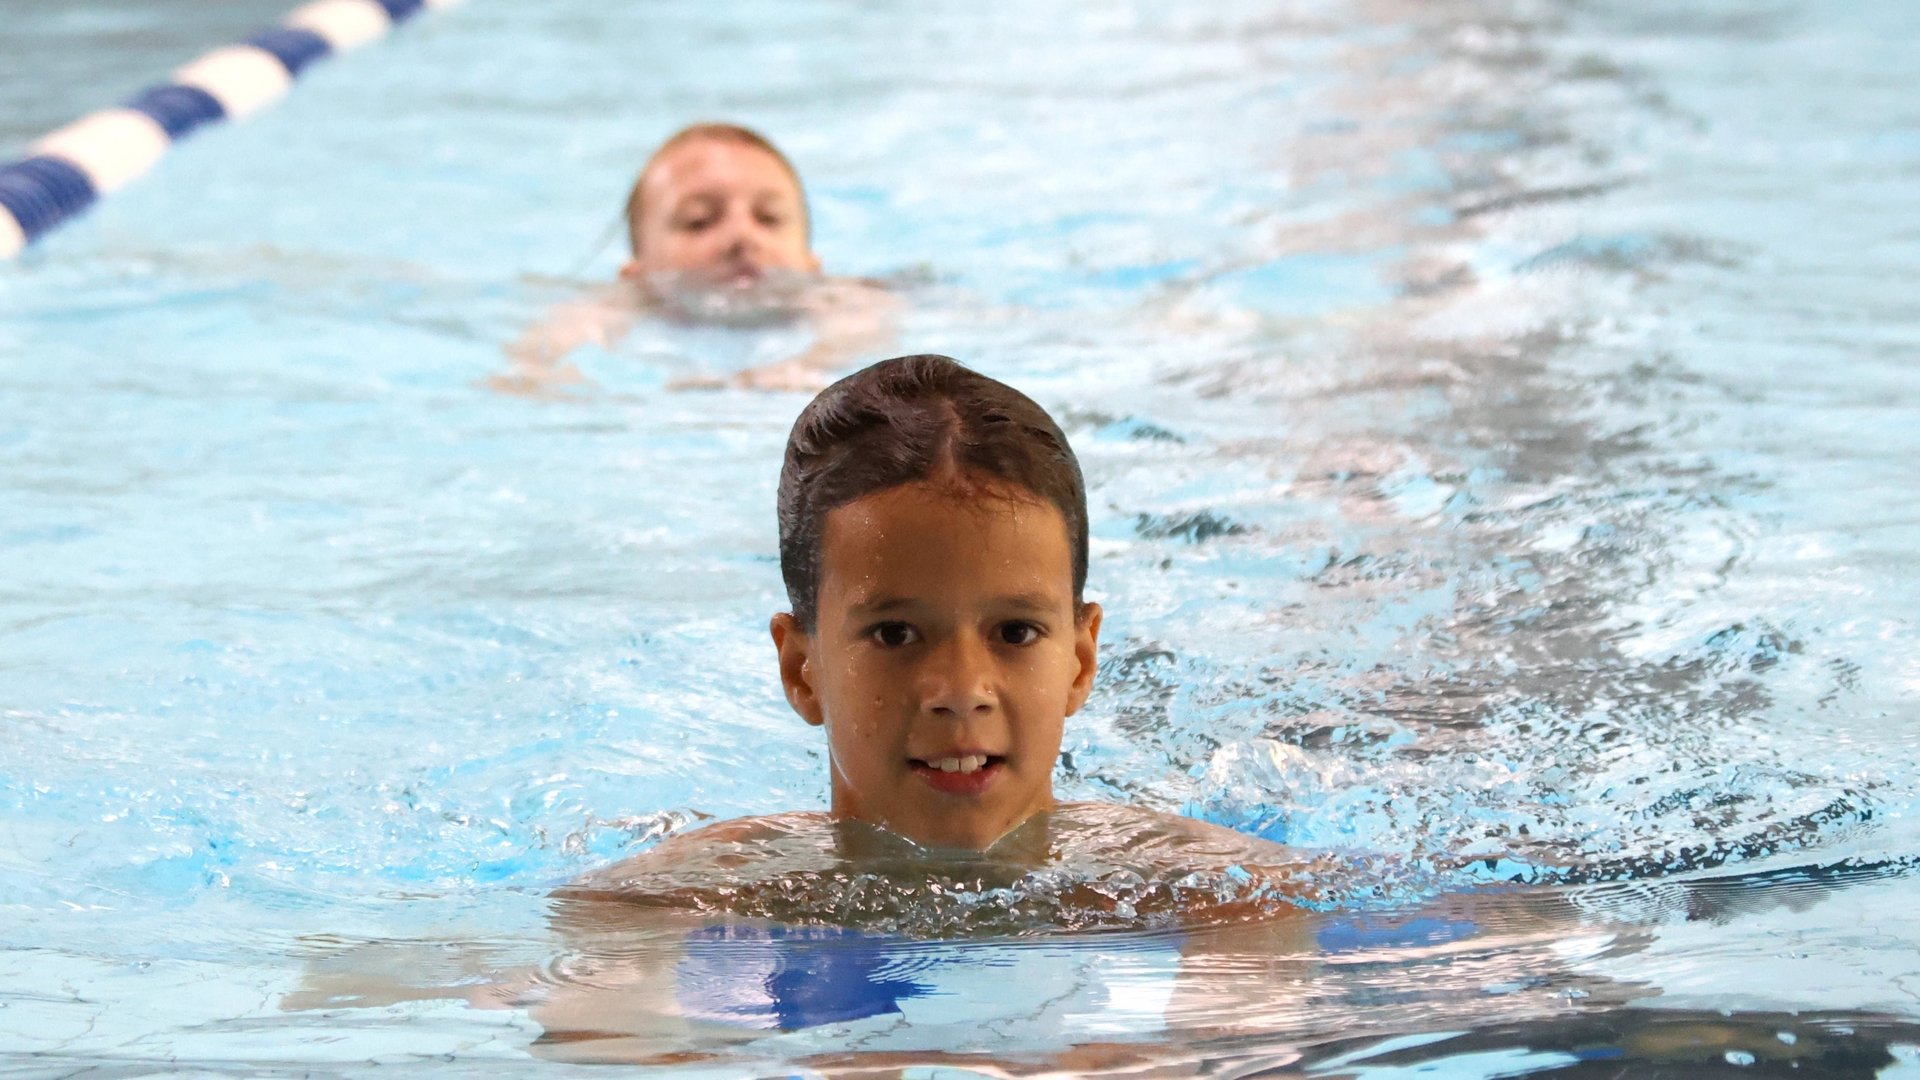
[570,356,1308,921]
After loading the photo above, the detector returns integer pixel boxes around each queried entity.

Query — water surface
[2,0,1917,1074]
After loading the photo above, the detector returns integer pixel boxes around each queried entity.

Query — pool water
[3,0,1918,1074]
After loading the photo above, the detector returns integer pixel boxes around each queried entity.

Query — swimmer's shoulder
[803,274,902,315]
[562,811,830,896]
[1051,801,1320,909]
[1052,800,1294,854]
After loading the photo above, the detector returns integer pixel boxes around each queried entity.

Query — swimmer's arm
[709,280,901,393]
[279,938,534,1012]
[1150,807,1332,912]
[522,902,767,1064]
[488,281,641,397]
[556,811,827,899]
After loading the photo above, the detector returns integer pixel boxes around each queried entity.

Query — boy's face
[624,138,819,288]
[771,480,1101,851]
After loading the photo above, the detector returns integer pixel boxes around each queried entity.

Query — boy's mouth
[909,754,1007,796]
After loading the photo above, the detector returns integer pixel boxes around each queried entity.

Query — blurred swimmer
[622,122,817,290]
[494,123,895,395]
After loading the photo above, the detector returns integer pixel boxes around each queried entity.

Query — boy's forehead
[816,483,1075,606]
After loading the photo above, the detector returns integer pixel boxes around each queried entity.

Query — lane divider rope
[0,0,460,260]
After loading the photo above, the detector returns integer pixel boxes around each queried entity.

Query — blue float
[0,157,99,244]
[125,85,228,141]
[246,27,335,77]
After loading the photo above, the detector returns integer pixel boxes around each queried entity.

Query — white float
[0,207,25,260]
[283,0,394,51]
[30,109,172,195]
[173,46,296,121]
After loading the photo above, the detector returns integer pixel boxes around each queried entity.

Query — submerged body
[563,802,1321,934]
[526,805,1323,1067]
[495,270,894,394]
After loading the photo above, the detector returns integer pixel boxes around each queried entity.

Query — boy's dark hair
[778,355,1089,630]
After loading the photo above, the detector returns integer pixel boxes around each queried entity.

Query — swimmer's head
[621,123,819,289]
[777,355,1089,630]
[771,355,1100,851]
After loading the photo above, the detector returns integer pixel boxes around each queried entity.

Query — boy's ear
[1064,602,1102,717]
[770,613,824,727]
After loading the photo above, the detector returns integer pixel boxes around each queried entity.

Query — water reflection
[287,854,1916,1073]
[532,858,1919,1072]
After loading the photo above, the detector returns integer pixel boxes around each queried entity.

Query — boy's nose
[921,637,996,717]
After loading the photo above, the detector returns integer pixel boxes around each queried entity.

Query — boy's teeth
[930,755,990,774]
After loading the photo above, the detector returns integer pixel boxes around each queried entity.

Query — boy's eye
[756,210,786,228]
[997,621,1042,647]
[870,622,919,648]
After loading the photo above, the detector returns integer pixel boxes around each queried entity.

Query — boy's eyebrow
[845,591,1066,617]
[846,595,918,616]
[995,591,1066,615]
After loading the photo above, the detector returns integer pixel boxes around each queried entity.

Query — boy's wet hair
[779,355,1089,630]
[625,123,810,255]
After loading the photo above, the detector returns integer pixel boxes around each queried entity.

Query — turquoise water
[3,0,1918,1074]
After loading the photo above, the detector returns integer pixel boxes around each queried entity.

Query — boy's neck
[830,808,1058,866]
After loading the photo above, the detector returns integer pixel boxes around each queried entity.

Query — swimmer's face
[771,480,1101,852]
[624,137,819,288]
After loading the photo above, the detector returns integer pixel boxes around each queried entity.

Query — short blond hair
[624,123,809,255]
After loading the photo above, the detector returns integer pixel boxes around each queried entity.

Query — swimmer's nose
[719,207,765,256]
[714,231,763,276]
[921,634,996,717]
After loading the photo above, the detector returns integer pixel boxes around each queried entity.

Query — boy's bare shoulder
[664,810,828,845]
[1124,804,1277,845]
[1049,801,1318,890]
[1054,801,1293,856]
[1039,802,1322,919]
[564,811,832,894]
